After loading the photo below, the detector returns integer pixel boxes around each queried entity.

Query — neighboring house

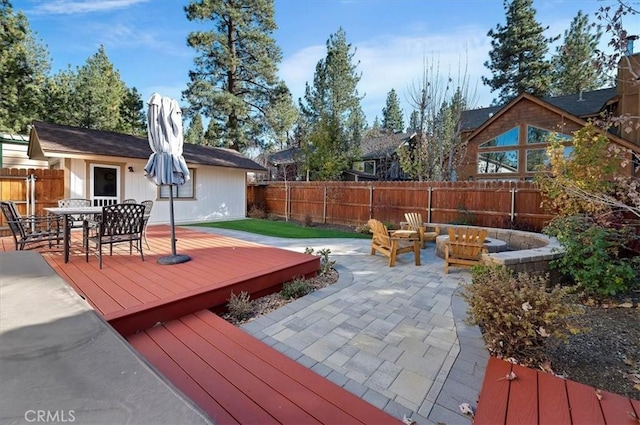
[0,133,47,169]
[267,146,305,181]
[26,121,266,224]
[459,51,640,182]
[347,131,415,181]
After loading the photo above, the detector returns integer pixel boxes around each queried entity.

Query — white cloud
[280,24,495,125]
[31,0,149,15]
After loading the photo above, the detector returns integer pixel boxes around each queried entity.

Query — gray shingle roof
[461,87,617,131]
[360,132,414,159]
[30,121,266,172]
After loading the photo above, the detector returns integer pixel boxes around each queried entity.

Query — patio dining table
[44,206,103,263]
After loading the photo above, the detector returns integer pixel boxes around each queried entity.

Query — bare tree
[399,54,477,181]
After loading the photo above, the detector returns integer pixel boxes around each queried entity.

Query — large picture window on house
[479,127,519,148]
[159,169,195,199]
[478,150,518,173]
[527,126,572,144]
[526,147,574,172]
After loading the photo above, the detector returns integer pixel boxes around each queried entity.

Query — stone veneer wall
[435,224,564,278]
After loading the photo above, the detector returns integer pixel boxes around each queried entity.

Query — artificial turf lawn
[191,218,370,239]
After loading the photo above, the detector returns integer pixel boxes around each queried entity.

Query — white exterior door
[90,164,120,206]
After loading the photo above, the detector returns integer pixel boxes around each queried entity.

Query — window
[159,168,195,199]
[527,126,572,144]
[479,127,519,148]
[526,146,573,172]
[478,150,518,174]
[352,160,376,175]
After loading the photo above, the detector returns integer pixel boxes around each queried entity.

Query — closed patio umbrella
[144,93,191,265]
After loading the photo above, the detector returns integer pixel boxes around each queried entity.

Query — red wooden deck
[475,356,640,424]
[1,225,319,336]
[128,309,403,425]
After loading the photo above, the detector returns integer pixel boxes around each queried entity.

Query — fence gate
[0,168,64,237]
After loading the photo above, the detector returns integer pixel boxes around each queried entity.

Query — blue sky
[14,0,640,126]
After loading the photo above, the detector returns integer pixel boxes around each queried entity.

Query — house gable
[460,93,640,181]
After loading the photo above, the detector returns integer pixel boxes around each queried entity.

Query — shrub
[303,214,313,227]
[355,223,371,234]
[544,215,640,296]
[247,204,267,219]
[281,277,312,299]
[450,205,477,226]
[226,291,255,322]
[305,247,336,275]
[462,264,581,366]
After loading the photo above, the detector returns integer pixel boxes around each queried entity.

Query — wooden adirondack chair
[402,212,441,249]
[368,218,420,267]
[444,227,488,273]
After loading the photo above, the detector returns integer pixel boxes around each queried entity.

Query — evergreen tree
[184,114,204,145]
[482,0,557,105]
[0,0,50,133]
[73,45,127,131]
[299,28,365,180]
[184,0,283,151]
[41,67,76,126]
[372,116,381,130]
[204,119,222,147]
[381,88,404,133]
[119,87,146,136]
[264,82,298,150]
[408,110,420,133]
[551,11,608,96]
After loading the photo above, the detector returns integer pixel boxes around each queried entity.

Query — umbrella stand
[157,185,191,265]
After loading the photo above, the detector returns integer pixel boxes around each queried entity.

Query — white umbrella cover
[144,93,191,264]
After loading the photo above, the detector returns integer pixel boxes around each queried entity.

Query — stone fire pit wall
[433,225,564,278]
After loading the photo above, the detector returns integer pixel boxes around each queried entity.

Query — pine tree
[408,110,420,133]
[264,82,298,150]
[482,0,557,105]
[204,119,222,147]
[42,67,77,126]
[73,45,127,131]
[119,87,146,136]
[551,11,608,96]
[299,28,365,180]
[184,0,283,151]
[0,0,50,133]
[184,114,204,145]
[381,89,404,133]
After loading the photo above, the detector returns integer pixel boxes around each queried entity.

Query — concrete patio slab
[0,251,211,425]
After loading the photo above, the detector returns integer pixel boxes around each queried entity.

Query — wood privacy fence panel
[251,181,554,232]
[0,168,64,236]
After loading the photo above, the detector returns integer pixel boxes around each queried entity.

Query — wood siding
[461,98,584,181]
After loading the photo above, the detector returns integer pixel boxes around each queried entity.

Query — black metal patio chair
[0,201,63,251]
[84,203,145,269]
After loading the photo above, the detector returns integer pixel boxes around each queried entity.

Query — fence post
[427,186,433,223]
[510,187,516,222]
[323,185,327,224]
[369,186,373,219]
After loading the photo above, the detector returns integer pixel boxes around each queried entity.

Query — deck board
[128,310,403,425]
[2,225,319,336]
[476,357,639,425]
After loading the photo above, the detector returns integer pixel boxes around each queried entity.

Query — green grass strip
[190,218,370,239]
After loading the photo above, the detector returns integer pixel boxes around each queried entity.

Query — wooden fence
[0,168,65,236]
[248,181,554,232]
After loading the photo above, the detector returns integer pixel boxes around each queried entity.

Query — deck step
[128,309,403,425]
